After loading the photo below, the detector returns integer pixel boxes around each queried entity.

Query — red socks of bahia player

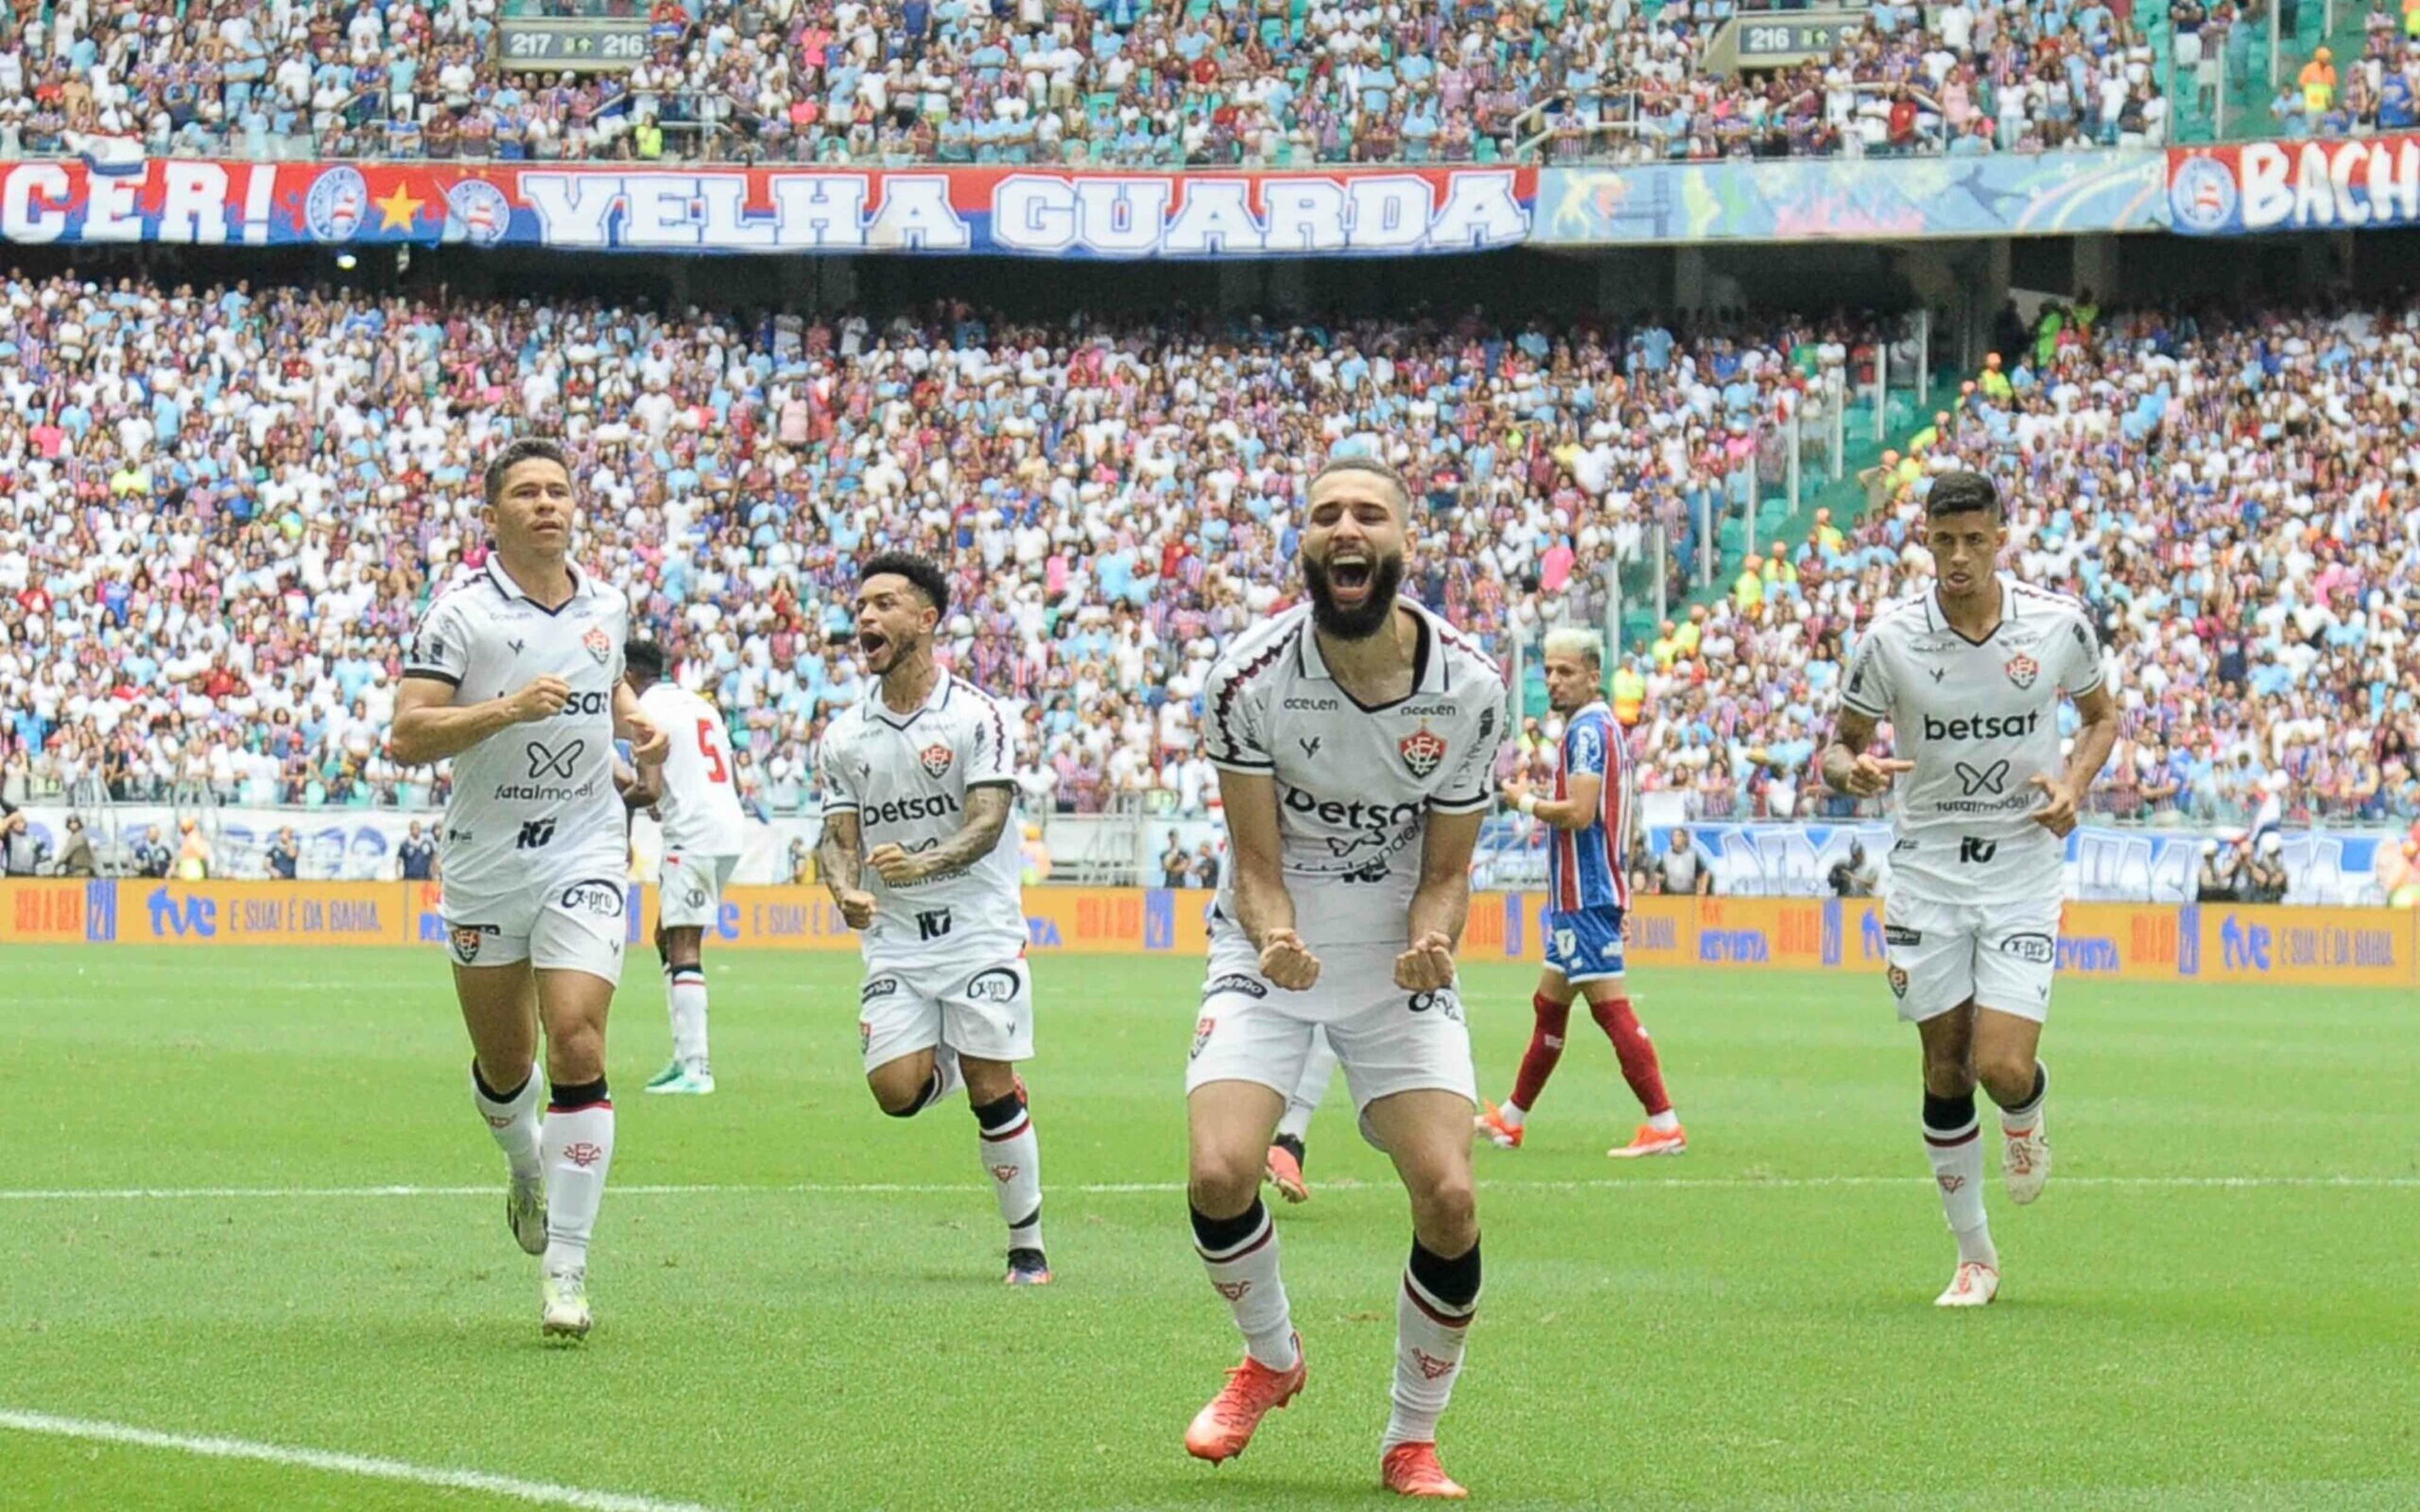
[1506,992,1673,1123]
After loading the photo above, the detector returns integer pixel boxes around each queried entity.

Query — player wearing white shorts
[1181,456,1504,1501]
[391,438,669,1341]
[815,552,1050,1288]
[625,639,749,1096]
[1821,469,2119,1309]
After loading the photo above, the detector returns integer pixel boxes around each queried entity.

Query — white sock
[1925,1097,1997,1268]
[470,1061,541,1182]
[1499,1099,1528,1130]
[1385,1242,1480,1450]
[1646,1109,1681,1133]
[1194,1199,1298,1370]
[932,1044,965,1104]
[1998,1060,2048,1134]
[668,964,710,1074]
[541,1089,615,1277]
[976,1091,1044,1252]
[1275,1029,1338,1143]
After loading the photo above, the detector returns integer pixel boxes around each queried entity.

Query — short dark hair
[483,437,573,508]
[860,551,950,615]
[623,638,666,681]
[1924,469,2002,522]
[1308,453,1411,514]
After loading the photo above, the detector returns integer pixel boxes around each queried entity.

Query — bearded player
[1184,455,1504,1500]
[817,551,1050,1286]
[1486,628,1685,1159]
[625,639,747,1096]
[1821,469,2118,1307]
[391,437,669,1341]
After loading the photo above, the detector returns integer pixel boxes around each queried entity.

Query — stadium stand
[0,0,2207,164]
[0,272,1850,819]
[0,269,2413,841]
[1627,298,2420,828]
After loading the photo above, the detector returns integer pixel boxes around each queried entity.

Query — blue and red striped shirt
[1550,701,1630,912]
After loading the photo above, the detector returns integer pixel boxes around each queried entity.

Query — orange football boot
[1381,1442,1469,1499]
[1473,1100,1525,1149]
[1184,1336,1306,1463]
[1608,1122,1687,1158]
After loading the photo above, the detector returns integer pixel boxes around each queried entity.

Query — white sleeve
[1841,622,1894,718]
[1202,653,1272,772]
[2057,610,2106,697]
[962,689,1015,789]
[1430,685,1504,814]
[402,597,469,689]
[817,729,858,816]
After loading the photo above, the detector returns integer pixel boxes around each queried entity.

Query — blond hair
[1543,627,1604,668]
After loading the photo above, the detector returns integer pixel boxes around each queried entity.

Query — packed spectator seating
[1618,297,2420,828]
[0,0,2177,166]
[4,266,2416,837]
[0,269,1850,820]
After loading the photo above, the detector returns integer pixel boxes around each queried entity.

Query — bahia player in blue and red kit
[1485,630,1685,1159]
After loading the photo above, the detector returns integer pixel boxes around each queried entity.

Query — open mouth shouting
[1325,550,1375,609]
[858,628,892,668]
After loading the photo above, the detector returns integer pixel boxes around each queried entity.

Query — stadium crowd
[0,268,1854,822]
[0,0,2177,166]
[1620,297,2420,830]
[1,269,2415,845]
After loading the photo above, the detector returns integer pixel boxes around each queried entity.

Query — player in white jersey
[1181,456,1503,1501]
[1821,470,2119,1309]
[391,438,669,1341]
[623,639,749,1096]
[815,552,1050,1287]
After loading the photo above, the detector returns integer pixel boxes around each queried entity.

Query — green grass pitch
[0,945,2414,1510]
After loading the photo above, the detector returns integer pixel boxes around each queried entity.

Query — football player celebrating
[817,553,1050,1286]
[624,639,749,1096]
[1183,455,1504,1499]
[1487,628,1685,1158]
[1821,469,2119,1307]
[392,438,668,1341]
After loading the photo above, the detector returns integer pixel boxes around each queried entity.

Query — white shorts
[1186,925,1477,1114]
[659,850,738,931]
[1882,886,2061,1024]
[858,954,1034,1074]
[442,869,630,985]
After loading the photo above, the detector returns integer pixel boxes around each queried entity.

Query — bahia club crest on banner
[0,157,1534,258]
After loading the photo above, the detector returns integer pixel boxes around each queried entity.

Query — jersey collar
[483,554,592,616]
[1295,600,1445,706]
[1923,574,2012,645]
[870,670,952,728]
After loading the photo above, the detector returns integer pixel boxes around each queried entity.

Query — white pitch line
[1,1175,2415,1201]
[0,1409,716,1512]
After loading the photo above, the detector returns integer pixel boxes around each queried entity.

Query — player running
[815,551,1051,1287]
[1261,1028,1335,1203]
[1820,469,2119,1308]
[1485,629,1685,1159]
[624,639,748,1096]
[1184,455,1504,1500]
[391,437,668,1341]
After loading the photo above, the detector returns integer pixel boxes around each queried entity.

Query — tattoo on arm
[1821,707,1881,791]
[817,811,864,895]
[921,786,1013,877]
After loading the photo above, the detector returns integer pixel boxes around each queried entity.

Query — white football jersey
[640,681,749,858]
[403,558,630,898]
[1843,576,2104,892]
[1203,601,1506,949]
[818,673,1026,970]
